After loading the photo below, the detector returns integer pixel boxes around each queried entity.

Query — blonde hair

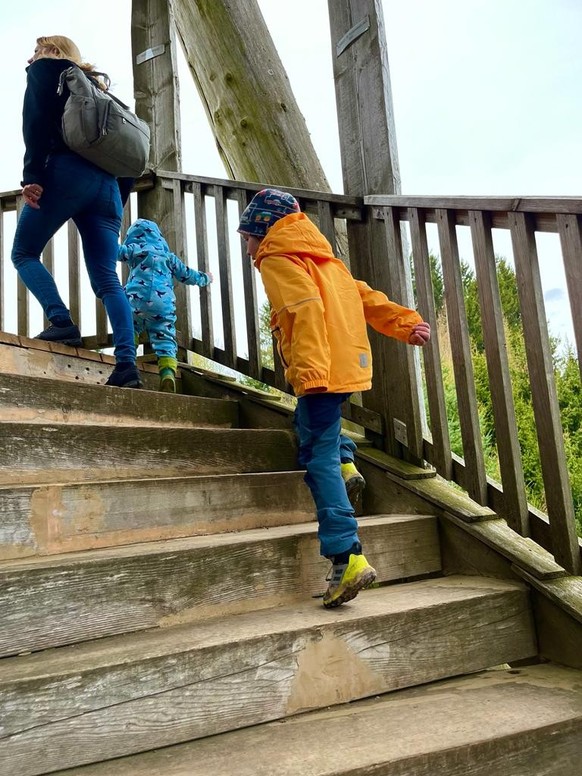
[35,36,109,90]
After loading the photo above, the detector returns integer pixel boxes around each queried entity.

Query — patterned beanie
[238,188,300,237]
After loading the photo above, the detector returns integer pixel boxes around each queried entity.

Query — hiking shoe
[105,362,143,389]
[323,552,376,609]
[341,462,366,508]
[35,323,83,347]
[159,367,176,393]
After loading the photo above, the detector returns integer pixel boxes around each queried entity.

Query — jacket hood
[254,212,336,269]
[123,219,170,254]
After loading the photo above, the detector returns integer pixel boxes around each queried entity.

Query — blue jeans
[11,152,135,363]
[295,393,359,558]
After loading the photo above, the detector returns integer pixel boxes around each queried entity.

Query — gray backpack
[57,65,150,178]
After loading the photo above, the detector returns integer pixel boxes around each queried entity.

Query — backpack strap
[56,64,112,95]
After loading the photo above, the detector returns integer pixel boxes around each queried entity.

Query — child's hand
[408,321,431,346]
[206,272,214,284]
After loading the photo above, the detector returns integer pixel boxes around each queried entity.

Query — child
[238,189,430,608]
[118,219,212,392]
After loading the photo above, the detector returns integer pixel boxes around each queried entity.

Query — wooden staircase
[1,337,581,776]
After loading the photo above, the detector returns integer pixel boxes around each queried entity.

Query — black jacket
[21,58,71,186]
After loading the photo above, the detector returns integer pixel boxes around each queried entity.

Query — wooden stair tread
[50,663,582,776]
[0,515,442,655]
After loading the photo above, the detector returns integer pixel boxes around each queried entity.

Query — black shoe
[35,323,83,347]
[105,363,143,389]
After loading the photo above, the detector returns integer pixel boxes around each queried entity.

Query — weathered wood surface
[172,0,329,190]
[409,207,452,479]
[509,212,580,575]
[557,214,582,379]
[365,194,582,215]
[0,516,440,655]
[0,578,535,775]
[0,372,239,428]
[50,665,582,776]
[469,210,528,535]
[442,513,566,581]
[0,423,298,485]
[437,208,487,504]
[0,471,315,559]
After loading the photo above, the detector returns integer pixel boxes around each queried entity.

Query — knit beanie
[238,188,300,237]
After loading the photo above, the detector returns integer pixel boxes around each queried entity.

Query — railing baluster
[317,200,337,255]
[171,180,190,353]
[557,214,582,381]
[509,212,581,573]
[192,183,213,359]
[237,190,261,380]
[409,208,452,478]
[214,185,237,366]
[67,222,80,330]
[437,208,488,504]
[15,197,28,337]
[470,211,529,535]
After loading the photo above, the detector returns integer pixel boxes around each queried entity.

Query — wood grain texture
[0,515,440,656]
[0,578,534,775]
[0,422,298,485]
[509,212,580,574]
[437,208,487,504]
[49,665,582,776]
[0,470,315,558]
[469,210,528,534]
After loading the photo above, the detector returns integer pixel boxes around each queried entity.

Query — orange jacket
[255,212,422,397]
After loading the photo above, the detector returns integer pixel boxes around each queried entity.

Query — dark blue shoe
[35,323,83,347]
[105,362,143,389]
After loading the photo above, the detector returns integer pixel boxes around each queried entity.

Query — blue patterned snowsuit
[118,219,211,359]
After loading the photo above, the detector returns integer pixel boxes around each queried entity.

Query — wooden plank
[191,183,214,358]
[469,210,529,535]
[48,665,582,776]
[317,199,337,254]
[382,207,424,461]
[366,194,582,215]
[437,208,487,504]
[442,513,566,580]
[0,471,314,559]
[0,579,534,773]
[0,423,298,487]
[509,212,581,574]
[408,207,452,478]
[15,196,28,337]
[237,189,261,379]
[556,214,582,379]
[342,401,383,435]
[214,185,237,366]
[67,221,81,327]
[170,179,191,350]
[0,516,441,654]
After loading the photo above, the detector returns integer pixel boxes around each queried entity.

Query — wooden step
[0,422,298,485]
[0,515,441,655]
[0,372,239,428]
[50,663,582,776]
[0,577,535,776]
[0,471,315,559]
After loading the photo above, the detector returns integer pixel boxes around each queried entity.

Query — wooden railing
[0,175,580,573]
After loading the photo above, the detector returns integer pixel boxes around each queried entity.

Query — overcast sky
[1,0,580,344]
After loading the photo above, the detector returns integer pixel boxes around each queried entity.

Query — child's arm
[355,280,428,344]
[169,254,213,287]
[117,245,129,263]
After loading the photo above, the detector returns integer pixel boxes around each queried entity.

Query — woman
[11,35,141,388]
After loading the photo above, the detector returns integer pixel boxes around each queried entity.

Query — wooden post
[171,0,330,191]
[328,0,424,462]
[131,0,190,349]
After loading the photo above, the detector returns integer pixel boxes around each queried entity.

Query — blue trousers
[295,393,359,558]
[11,152,135,364]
